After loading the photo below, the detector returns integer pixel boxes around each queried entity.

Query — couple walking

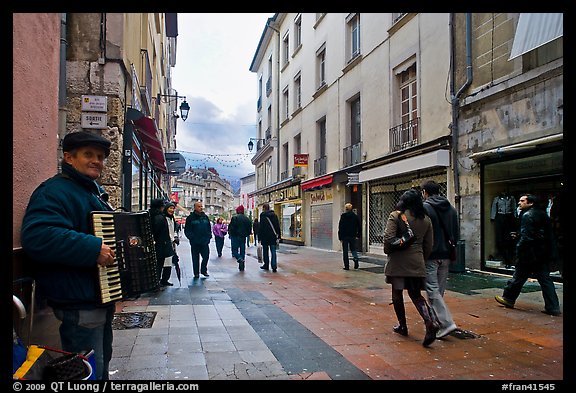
[383,180,459,347]
[228,203,281,272]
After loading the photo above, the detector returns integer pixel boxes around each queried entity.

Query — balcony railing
[343,142,362,167]
[389,117,419,152]
[314,155,327,176]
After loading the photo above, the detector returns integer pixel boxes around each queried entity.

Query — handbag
[386,212,416,252]
[265,217,280,247]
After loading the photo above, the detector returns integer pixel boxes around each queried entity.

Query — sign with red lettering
[294,154,309,167]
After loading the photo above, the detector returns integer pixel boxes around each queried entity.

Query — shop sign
[310,188,333,205]
[294,154,309,167]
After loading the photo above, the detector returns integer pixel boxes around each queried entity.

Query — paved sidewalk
[108,236,565,382]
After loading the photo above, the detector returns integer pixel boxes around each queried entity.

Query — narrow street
[101,235,564,382]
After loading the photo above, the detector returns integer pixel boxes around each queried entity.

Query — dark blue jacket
[184,211,212,245]
[21,162,113,310]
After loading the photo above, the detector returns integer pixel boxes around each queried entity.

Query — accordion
[90,211,159,304]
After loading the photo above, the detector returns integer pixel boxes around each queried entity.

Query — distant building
[176,167,234,219]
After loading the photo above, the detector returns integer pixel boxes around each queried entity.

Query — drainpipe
[58,13,68,169]
[266,19,281,184]
[450,12,473,210]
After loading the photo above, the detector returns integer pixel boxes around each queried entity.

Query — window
[294,73,302,110]
[265,157,273,185]
[283,86,290,121]
[257,76,263,111]
[282,143,289,179]
[316,44,326,89]
[315,117,327,176]
[282,31,290,68]
[346,13,361,61]
[350,96,361,145]
[294,14,302,51]
[318,118,327,158]
[399,64,417,126]
[266,55,273,96]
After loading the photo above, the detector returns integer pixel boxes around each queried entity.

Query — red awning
[301,174,333,191]
[132,116,167,172]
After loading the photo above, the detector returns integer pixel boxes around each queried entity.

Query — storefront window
[281,202,302,240]
[131,155,141,212]
[483,150,563,280]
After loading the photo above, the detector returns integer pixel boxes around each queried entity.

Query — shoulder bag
[265,216,280,247]
[386,212,416,252]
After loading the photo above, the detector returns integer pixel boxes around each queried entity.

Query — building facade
[249,13,563,280]
[250,13,453,251]
[453,13,563,277]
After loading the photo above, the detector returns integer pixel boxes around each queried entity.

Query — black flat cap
[62,131,111,157]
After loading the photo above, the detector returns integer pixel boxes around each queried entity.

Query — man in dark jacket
[21,131,115,380]
[422,180,459,338]
[495,194,561,316]
[184,201,212,278]
[338,203,361,270]
[258,203,281,272]
[228,205,252,271]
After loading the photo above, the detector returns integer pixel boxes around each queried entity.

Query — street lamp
[247,138,266,152]
[157,93,190,121]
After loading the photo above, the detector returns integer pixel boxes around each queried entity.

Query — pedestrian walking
[184,201,212,278]
[421,180,459,338]
[252,218,260,245]
[228,205,252,271]
[20,131,115,379]
[159,201,178,286]
[338,203,361,270]
[258,203,281,272]
[494,194,561,316]
[384,189,439,347]
[212,217,228,258]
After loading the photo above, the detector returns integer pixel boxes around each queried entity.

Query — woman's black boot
[392,291,409,336]
[413,297,439,347]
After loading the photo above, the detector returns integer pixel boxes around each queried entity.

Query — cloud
[176,96,255,179]
[171,13,273,180]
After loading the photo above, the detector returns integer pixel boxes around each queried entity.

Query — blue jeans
[231,236,246,261]
[262,243,277,270]
[53,306,115,380]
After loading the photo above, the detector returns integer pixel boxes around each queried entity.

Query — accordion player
[90,210,159,304]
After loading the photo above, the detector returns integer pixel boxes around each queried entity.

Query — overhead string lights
[176,150,252,169]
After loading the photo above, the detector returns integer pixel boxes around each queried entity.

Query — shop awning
[129,110,167,173]
[468,134,563,161]
[509,13,563,60]
[301,174,333,191]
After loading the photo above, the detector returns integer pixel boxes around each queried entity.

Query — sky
[172,13,275,183]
